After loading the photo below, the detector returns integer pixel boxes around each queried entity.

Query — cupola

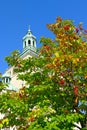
[22,27,37,53]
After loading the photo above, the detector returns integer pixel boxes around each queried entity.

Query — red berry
[64,25,70,31]
[19,93,23,98]
[44,45,50,51]
[76,28,79,33]
[59,79,65,85]
[84,30,87,33]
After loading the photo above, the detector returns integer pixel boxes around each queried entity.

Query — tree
[0,16,87,130]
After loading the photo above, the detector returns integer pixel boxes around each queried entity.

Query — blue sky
[0,0,87,73]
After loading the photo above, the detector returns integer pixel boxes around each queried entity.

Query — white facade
[2,28,37,90]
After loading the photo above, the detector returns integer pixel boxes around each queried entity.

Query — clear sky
[0,0,87,74]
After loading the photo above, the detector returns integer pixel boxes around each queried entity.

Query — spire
[27,25,32,35]
[28,25,31,32]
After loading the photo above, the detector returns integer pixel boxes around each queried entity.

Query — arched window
[33,41,34,47]
[28,40,31,45]
[6,78,8,83]
[25,41,26,47]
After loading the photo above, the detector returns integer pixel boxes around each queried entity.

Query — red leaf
[74,86,78,95]
[29,117,35,122]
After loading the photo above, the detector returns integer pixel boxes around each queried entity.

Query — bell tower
[2,27,37,90]
[21,27,37,58]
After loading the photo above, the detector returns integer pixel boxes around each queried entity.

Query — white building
[2,28,37,90]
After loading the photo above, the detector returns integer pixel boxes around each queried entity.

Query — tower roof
[23,28,36,40]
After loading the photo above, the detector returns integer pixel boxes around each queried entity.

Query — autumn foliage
[0,16,87,129]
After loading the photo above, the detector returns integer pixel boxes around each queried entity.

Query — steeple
[22,27,37,54]
[28,25,31,32]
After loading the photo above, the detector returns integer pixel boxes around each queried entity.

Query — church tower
[21,28,37,58]
[2,27,37,89]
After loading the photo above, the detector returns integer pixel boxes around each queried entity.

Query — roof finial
[28,25,31,31]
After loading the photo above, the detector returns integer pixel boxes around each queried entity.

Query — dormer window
[2,73,11,84]
[28,40,31,45]
[2,77,11,84]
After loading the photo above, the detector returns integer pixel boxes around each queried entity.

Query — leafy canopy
[0,16,87,130]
